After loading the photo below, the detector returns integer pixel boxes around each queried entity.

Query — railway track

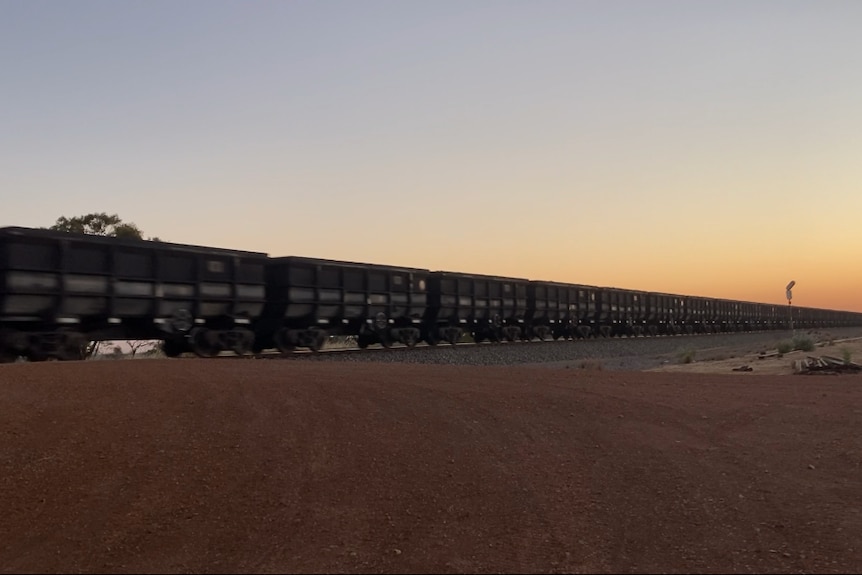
[198,328,862,369]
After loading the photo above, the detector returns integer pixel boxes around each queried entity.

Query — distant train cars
[425,271,529,345]
[255,256,430,352]
[1,225,860,362]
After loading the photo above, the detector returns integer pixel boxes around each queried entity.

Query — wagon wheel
[230,330,255,357]
[229,342,249,357]
[190,328,222,358]
[425,328,441,346]
[400,329,418,348]
[308,329,327,352]
[55,330,87,361]
[379,334,394,348]
[274,328,296,355]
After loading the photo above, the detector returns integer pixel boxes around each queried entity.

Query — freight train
[1,226,860,362]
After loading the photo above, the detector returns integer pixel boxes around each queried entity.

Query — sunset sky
[2,0,860,312]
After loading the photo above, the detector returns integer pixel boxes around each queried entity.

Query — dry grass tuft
[571,359,604,370]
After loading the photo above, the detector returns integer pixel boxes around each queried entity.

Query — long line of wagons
[1,226,860,362]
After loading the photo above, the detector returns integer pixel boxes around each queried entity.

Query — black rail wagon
[701,298,721,333]
[786,305,803,329]
[734,300,755,332]
[734,301,753,332]
[737,301,755,331]
[710,298,731,332]
[256,256,429,352]
[595,287,650,337]
[811,306,830,328]
[756,301,777,331]
[0,226,268,362]
[793,305,815,330]
[767,303,782,330]
[744,301,761,331]
[816,307,843,329]
[747,301,765,331]
[425,271,529,344]
[684,296,711,333]
[527,281,599,340]
[837,309,862,328]
[643,292,686,335]
[714,299,733,332]
[756,301,773,331]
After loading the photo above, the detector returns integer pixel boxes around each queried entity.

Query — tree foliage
[49,213,144,239]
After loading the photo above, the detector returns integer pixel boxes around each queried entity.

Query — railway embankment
[278,327,862,372]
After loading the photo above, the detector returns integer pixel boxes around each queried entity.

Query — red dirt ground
[1,359,861,574]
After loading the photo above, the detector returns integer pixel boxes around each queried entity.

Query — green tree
[49,213,144,239]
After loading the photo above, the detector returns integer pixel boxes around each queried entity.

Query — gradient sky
[2,0,860,311]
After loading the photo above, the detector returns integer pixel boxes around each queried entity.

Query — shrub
[677,348,696,364]
[776,340,794,355]
[576,359,604,370]
[842,347,853,364]
[792,336,815,352]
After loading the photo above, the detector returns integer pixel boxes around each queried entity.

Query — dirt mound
[2,359,861,573]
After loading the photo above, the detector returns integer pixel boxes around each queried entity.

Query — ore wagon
[0,227,268,361]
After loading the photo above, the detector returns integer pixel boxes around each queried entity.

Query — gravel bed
[283,327,862,370]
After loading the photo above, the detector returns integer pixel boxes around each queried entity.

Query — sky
[2,0,860,312]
